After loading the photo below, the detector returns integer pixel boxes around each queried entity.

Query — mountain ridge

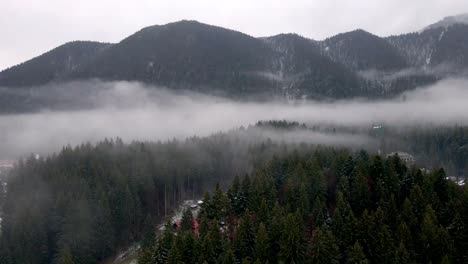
[1,17,468,111]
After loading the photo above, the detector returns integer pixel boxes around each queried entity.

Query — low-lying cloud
[0,78,467,158]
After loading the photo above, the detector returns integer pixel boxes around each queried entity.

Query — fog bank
[0,78,467,158]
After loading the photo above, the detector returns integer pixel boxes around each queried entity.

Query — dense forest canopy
[0,122,467,264]
[142,148,468,264]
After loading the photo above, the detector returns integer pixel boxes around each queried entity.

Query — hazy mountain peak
[424,13,468,31]
[321,28,407,71]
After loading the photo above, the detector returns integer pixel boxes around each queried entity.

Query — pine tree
[268,202,284,264]
[255,222,270,262]
[152,221,174,264]
[141,214,155,250]
[180,208,194,233]
[167,235,184,263]
[333,192,357,252]
[433,168,449,204]
[420,205,450,263]
[396,222,414,256]
[350,168,370,215]
[228,175,243,216]
[409,185,426,224]
[372,207,395,264]
[240,175,252,213]
[222,246,237,264]
[311,197,327,228]
[198,214,210,238]
[393,241,412,264]
[199,192,215,220]
[279,212,306,263]
[56,245,75,264]
[212,183,229,221]
[199,233,217,263]
[257,198,270,224]
[401,198,417,231]
[235,212,256,260]
[448,213,468,263]
[181,232,197,263]
[347,241,369,264]
[309,226,340,264]
[441,255,450,264]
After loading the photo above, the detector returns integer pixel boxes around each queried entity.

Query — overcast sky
[1,0,468,71]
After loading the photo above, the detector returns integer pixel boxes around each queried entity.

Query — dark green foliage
[254,223,270,262]
[309,226,340,264]
[347,241,369,264]
[222,247,237,264]
[0,135,287,264]
[2,135,467,264]
[235,212,256,260]
[180,208,194,233]
[279,211,306,263]
[134,148,468,264]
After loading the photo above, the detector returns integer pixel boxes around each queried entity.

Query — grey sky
[1,0,468,71]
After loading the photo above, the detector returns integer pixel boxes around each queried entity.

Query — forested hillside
[143,149,468,264]
[0,132,293,264]
[0,122,467,264]
[2,17,468,112]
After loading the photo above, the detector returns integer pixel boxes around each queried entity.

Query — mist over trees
[0,130,295,264]
[0,122,467,263]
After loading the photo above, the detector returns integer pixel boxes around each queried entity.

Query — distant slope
[70,20,278,96]
[1,16,468,111]
[424,13,468,31]
[0,41,111,87]
[320,29,408,71]
[264,34,362,98]
[387,24,468,70]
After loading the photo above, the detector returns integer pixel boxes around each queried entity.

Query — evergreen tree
[255,222,270,262]
[181,232,197,263]
[180,208,194,233]
[448,213,468,263]
[309,226,340,264]
[393,241,412,264]
[152,221,174,264]
[235,212,256,260]
[141,214,155,250]
[212,183,229,220]
[56,245,75,264]
[347,241,369,264]
[268,202,284,264]
[167,235,184,264]
[222,246,237,264]
[228,175,243,216]
[333,192,357,252]
[279,211,306,263]
[419,205,450,263]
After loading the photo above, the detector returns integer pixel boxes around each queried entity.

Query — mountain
[0,21,363,103]
[0,41,111,87]
[69,20,279,97]
[320,29,408,71]
[387,24,468,69]
[424,13,468,31]
[263,33,361,98]
[1,17,468,112]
